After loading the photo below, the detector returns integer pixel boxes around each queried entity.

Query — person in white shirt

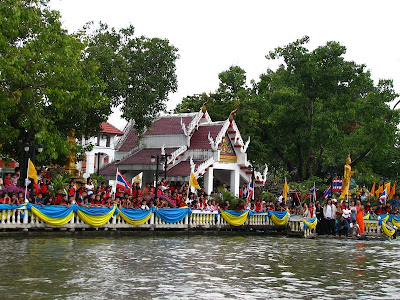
[323,199,336,235]
[85,178,95,196]
[342,201,352,221]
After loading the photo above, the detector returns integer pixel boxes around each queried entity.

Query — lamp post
[23,142,43,185]
[151,155,160,197]
[96,152,103,176]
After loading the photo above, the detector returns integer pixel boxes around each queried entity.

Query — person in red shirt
[0,193,11,204]
[4,173,12,186]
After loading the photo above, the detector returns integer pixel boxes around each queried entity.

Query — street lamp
[96,152,104,176]
[151,155,160,197]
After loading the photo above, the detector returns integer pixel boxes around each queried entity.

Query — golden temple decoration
[228,100,240,122]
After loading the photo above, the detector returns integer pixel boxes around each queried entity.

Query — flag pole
[113,168,118,200]
[24,158,30,203]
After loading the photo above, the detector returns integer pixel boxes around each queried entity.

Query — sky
[50,0,400,130]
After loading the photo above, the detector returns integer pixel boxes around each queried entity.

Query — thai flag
[116,169,131,190]
[323,185,332,199]
[332,178,342,192]
[380,190,387,204]
[247,179,254,202]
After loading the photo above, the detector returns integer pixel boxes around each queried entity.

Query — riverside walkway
[0,205,395,239]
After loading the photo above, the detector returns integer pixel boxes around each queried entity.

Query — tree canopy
[176,37,400,183]
[0,0,179,168]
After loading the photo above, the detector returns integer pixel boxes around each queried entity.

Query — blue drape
[223,209,253,216]
[118,207,153,220]
[27,204,73,219]
[154,208,192,223]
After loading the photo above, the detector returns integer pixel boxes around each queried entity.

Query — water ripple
[0,234,399,299]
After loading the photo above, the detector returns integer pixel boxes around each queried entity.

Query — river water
[1,233,399,299]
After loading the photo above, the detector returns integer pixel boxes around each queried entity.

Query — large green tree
[0,0,112,170]
[85,22,179,133]
[0,0,180,178]
[176,37,400,183]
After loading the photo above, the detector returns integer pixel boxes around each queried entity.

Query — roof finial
[201,94,211,113]
[228,100,240,122]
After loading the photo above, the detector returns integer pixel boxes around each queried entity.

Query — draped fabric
[118,208,153,226]
[363,213,370,220]
[304,217,317,230]
[381,222,396,237]
[379,214,390,222]
[391,216,400,228]
[28,204,74,226]
[220,210,249,226]
[268,211,289,226]
[76,205,117,227]
[154,208,191,223]
[0,204,25,210]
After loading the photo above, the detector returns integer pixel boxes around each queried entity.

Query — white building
[99,104,267,196]
[77,122,123,178]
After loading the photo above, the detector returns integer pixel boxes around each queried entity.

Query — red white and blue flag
[323,185,332,199]
[116,169,131,190]
[332,178,342,192]
[379,190,387,204]
[246,179,254,202]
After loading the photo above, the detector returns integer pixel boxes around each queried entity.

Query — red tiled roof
[117,148,178,166]
[145,116,194,135]
[118,128,139,152]
[99,161,117,176]
[167,161,203,177]
[189,125,223,150]
[101,122,123,135]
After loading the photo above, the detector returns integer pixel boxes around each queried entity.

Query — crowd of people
[1,169,399,238]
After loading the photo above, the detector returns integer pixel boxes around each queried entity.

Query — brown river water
[0,233,399,299]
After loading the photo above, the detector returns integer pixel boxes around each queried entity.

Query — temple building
[77,122,123,178]
[99,104,266,196]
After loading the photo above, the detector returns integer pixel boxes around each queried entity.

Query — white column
[204,167,214,196]
[230,168,240,197]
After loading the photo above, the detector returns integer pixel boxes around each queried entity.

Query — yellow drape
[363,213,370,220]
[391,218,400,228]
[220,211,249,226]
[30,206,74,226]
[270,213,289,226]
[77,205,117,227]
[304,218,317,230]
[118,210,152,226]
[381,222,396,237]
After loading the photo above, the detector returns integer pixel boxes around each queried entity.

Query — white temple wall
[140,135,188,148]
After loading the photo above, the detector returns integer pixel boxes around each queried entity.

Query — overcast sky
[50,0,400,130]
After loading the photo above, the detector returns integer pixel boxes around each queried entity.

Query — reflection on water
[0,234,400,299]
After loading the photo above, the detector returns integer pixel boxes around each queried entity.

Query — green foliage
[0,1,179,172]
[217,186,241,209]
[85,22,179,134]
[0,0,111,167]
[259,191,276,201]
[48,169,70,195]
[176,37,400,185]
[89,174,105,188]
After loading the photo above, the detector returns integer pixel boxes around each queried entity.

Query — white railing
[186,110,203,136]
[167,145,187,168]
[194,157,214,178]
[0,208,389,238]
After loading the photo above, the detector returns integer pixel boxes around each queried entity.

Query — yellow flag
[27,159,38,184]
[376,184,383,197]
[389,183,396,201]
[385,182,391,194]
[370,182,376,195]
[189,172,201,190]
[283,178,289,201]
